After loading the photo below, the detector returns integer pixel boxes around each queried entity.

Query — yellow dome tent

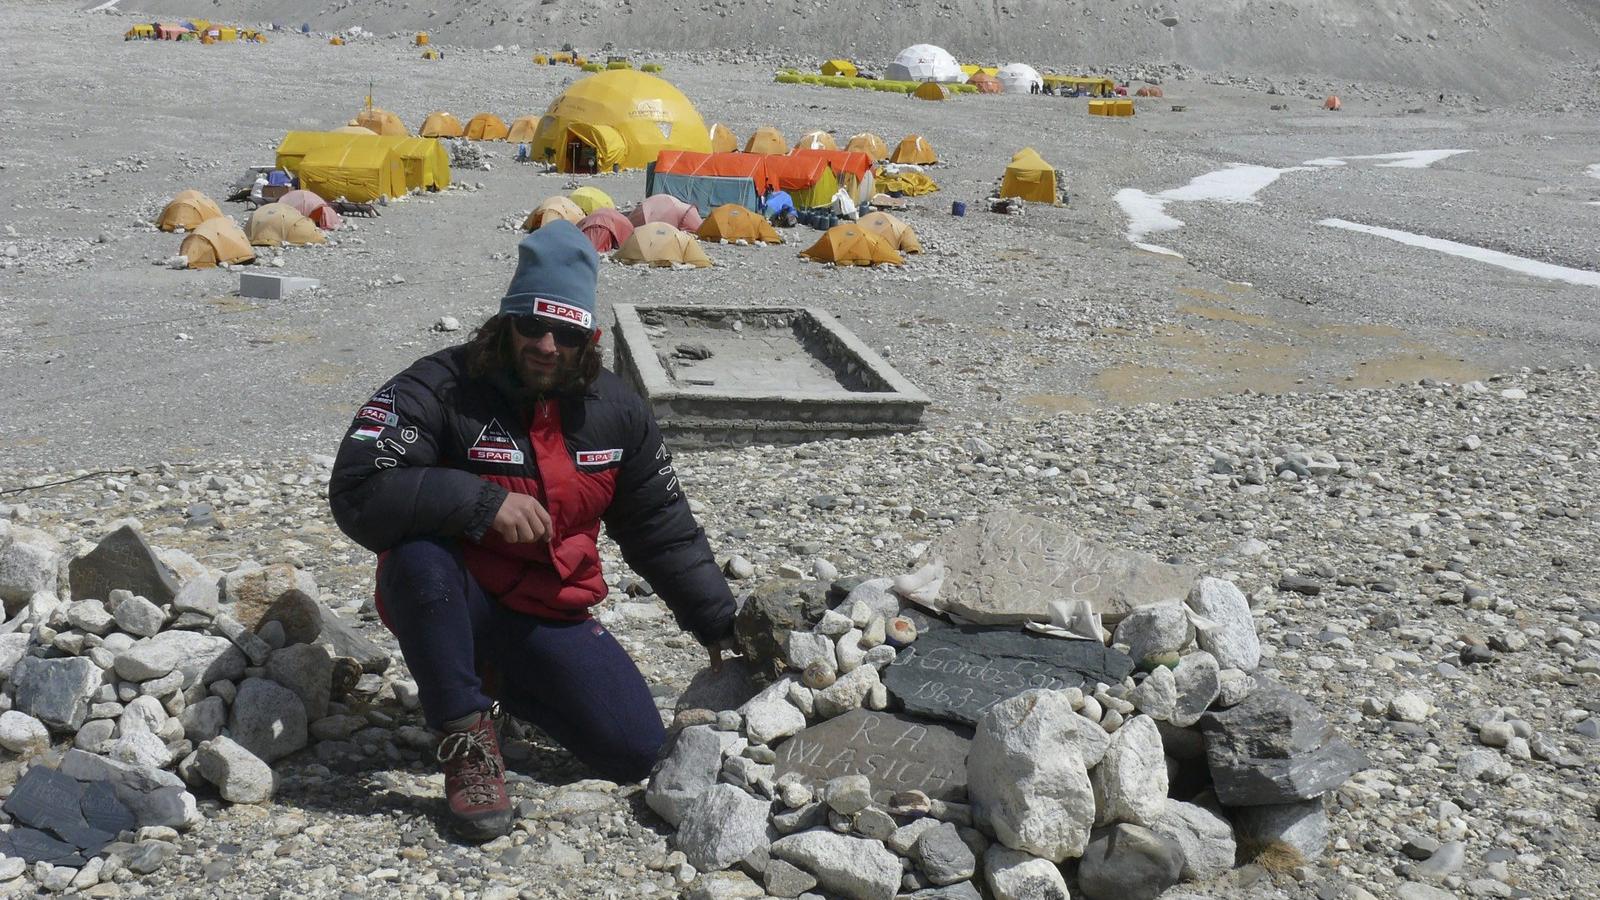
[422,49,441,60]
[329,36,345,46]
[889,134,937,165]
[698,204,782,244]
[616,222,712,268]
[844,133,889,161]
[796,130,837,151]
[801,224,903,267]
[529,70,711,172]
[708,123,739,154]
[157,190,224,232]
[299,142,407,202]
[180,218,255,268]
[507,115,541,143]
[569,186,616,215]
[464,113,510,141]
[420,111,464,138]
[1000,147,1060,205]
[857,211,922,254]
[912,82,949,101]
[245,203,327,247]
[744,126,788,155]
[523,196,586,232]
[820,59,857,77]
[332,125,378,135]
[354,108,408,136]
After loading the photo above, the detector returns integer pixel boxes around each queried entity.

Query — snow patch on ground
[1586,164,1600,180]
[1320,218,1600,288]
[1303,150,1472,168]
[1116,165,1308,251]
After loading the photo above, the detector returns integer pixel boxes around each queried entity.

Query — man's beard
[512,349,578,401]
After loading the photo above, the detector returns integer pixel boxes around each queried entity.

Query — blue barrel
[951,200,967,217]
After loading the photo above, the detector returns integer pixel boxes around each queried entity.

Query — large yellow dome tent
[180,218,255,268]
[157,190,224,232]
[889,134,937,165]
[999,147,1060,205]
[245,203,327,247]
[744,126,788,155]
[616,222,712,268]
[464,113,510,141]
[507,115,541,143]
[420,111,464,138]
[353,108,408,136]
[529,70,711,173]
[708,123,739,154]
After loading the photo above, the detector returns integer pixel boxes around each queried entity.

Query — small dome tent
[616,222,712,268]
[464,113,510,141]
[420,111,464,138]
[157,190,224,232]
[996,62,1043,94]
[180,218,255,268]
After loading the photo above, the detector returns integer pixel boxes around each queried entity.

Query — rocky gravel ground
[2,365,1597,898]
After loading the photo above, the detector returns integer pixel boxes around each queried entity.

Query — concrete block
[239,273,320,300]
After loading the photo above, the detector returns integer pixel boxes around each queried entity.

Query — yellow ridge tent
[820,59,857,77]
[298,142,407,202]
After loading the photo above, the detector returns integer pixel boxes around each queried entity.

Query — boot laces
[438,715,505,806]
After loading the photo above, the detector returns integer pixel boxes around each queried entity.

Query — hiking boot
[436,705,512,842]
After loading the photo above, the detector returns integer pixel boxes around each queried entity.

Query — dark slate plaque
[0,827,88,866]
[2,765,89,836]
[883,624,1135,726]
[80,780,135,839]
[772,709,971,803]
[67,524,181,604]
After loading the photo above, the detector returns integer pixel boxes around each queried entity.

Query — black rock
[67,524,181,604]
[732,580,830,676]
[0,827,88,866]
[1076,823,1185,900]
[1198,680,1368,806]
[80,780,136,837]
[772,709,971,803]
[883,623,1134,727]
[1277,575,1322,596]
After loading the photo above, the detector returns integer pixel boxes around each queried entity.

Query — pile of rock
[647,510,1367,900]
[0,520,395,887]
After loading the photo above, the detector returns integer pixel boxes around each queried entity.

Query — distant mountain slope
[125,0,1600,99]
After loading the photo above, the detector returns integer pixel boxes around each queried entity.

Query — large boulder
[68,524,180,605]
[733,580,830,676]
[265,642,334,722]
[967,689,1108,862]
[1198,681,1367,806]
[0,522,61,611]
[1231,797,1328,861]
[59,749,199,831]
[1149,796,1236,882]
[114,631,245,687]
[1089,714,1166,827]
[1185,577,1260,671]
[228,677,308,764]
[1076,823,1185,900]
[675,783,772,872]
[646,725,728,827]
[769,830,902,900]
[222,563,318,631]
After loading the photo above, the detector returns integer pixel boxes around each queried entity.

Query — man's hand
[492,492,552,544]
[706,637,741,673]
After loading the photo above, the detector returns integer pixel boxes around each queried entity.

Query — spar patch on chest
[575,448,623,467]
[467,418,525,465]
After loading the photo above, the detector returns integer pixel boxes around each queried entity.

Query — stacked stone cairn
[650,510,1368,900]
[0,521,398,892]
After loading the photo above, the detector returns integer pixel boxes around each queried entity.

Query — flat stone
[769,830,901,900]
[314,606,390,674]
[647,724,727,827]
[114,631,245,687]
[68,525,180,606]
[11,655,103,732]
[0,827,86,866]
[1231,798,1328,861]
[228,677,308,764]
[967,689,1108,863]
[883,624,1133,726]
[928,511,1199,625]
[169,575,221,617]
[1076,823,1184,900]
[901,882,983,900]
[1185,576,1261,671]
[57,749,196,831]
[1198,680,1367,806]
[676,783,773,872]
[773,709,970,803]
[763,857,818,898]
[982,845,1069,900]
[79,780,134,836]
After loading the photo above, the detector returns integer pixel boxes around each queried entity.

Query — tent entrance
[565,136,599,174]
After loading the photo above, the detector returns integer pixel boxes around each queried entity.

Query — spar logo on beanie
[500,220,599,330]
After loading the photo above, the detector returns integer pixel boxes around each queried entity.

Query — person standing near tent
[327,222,738,842]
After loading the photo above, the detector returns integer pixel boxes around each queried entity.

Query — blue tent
[762,191,796,216]
[644,165,760,216]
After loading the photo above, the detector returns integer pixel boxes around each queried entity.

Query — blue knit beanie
[499,221,599,331]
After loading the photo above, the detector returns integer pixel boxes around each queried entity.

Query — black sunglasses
[511,315,590,348]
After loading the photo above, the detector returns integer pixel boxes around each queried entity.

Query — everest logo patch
[356,384,399,428]
[576,449,623,467]
[467,418,525,465]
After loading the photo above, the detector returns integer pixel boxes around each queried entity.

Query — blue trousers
[378,539,665,782]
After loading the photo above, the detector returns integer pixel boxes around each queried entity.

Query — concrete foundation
[239,272,320,300]
[612,304,931,447]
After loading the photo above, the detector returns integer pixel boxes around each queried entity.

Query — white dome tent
[886,44,966,83]
[996,62,1043,94]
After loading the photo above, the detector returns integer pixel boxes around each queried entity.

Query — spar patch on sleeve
[467,418,525,465]
[575,449,623,467]
[534,298,593,330]
[356,384,399,427]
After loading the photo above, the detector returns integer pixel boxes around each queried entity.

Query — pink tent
[627,194,703,233]
[279,189,344,230]
[577,208,635,253]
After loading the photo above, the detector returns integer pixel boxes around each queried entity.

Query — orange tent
[280,189,344,230]
[628,194,704,232]
[889,135,937,165]
[354,108,408,136]
[708,123,739,154]
[858,211,921,254]
[653,151,780,194]
[180,218,255,268]
[968,72,1001,94]
[465,113,510,140]
[420,111,465,138]
[157,190,224,232]
[523,196,585,232]
[577,208,634,253]
[744,126,789,155]
[762,154,835,193]
[795,130,837,151]
[801,224,903,267]
[844,132,889,161]
[788,149,873,182]
[507,115,541,143]
[698,204,782,244]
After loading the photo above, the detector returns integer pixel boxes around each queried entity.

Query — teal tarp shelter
[645,165,760,215]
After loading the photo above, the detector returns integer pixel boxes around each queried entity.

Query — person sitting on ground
[327,222,738,843]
